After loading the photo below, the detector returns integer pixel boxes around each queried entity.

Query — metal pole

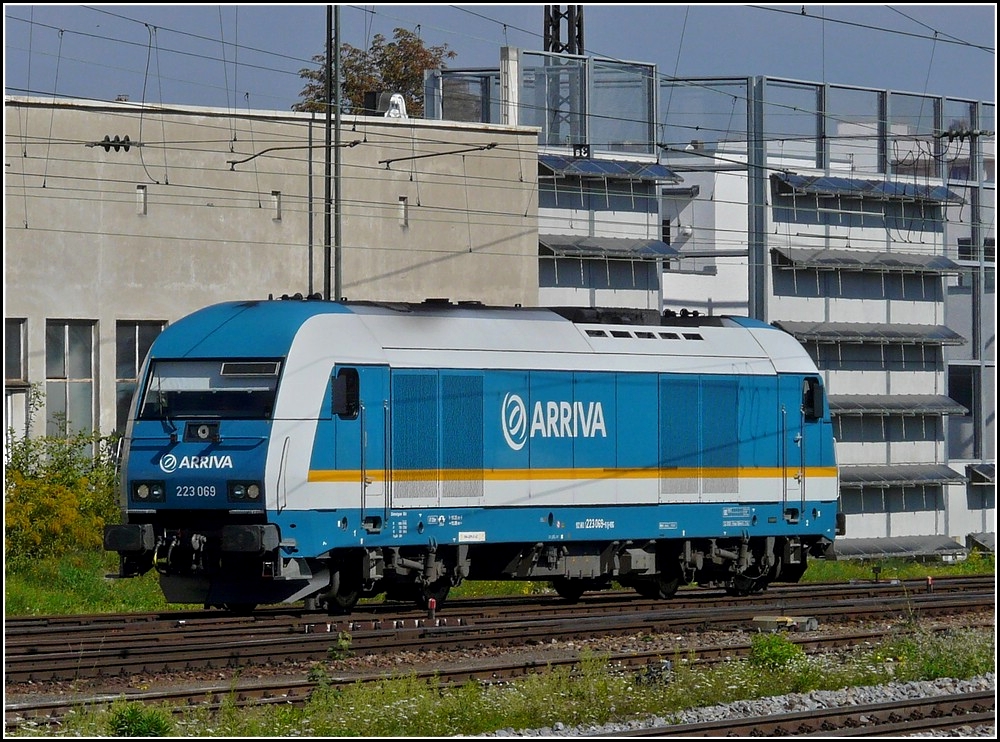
[334,5,343,302]
[323,6,332,300]
[308,114,314,296]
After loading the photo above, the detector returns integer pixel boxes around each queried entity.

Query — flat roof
[839,463,968,488]
[771,246,961,274]
[831,535,967,560]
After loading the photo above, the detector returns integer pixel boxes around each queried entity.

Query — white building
[432,55,995,556]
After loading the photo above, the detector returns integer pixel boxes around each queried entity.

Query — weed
[308,663,331,686]
[748,632,805,671]
[327,630,353,660]
[106,701,173,737]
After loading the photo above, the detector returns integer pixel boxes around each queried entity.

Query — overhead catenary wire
[5,119,968,262]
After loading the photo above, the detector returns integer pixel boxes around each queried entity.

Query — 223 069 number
[176,485,217,497]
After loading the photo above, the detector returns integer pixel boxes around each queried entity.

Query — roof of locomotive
[149,297,819,375]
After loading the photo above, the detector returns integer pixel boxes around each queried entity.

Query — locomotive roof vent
[583,328,703,341]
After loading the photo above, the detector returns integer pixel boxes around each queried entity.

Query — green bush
[5,420,121,568]
[748,632,805,671]
[107,701,173,737]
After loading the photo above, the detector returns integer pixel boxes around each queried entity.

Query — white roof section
[328,303,816,376]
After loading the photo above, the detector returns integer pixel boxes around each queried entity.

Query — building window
[116,321,165,434]
[947,364,980,459]
[136,184,147,215]
[45,320,95,437]
[5,318,29,440]
[957,237,996,263]
[399,195,409,227]
[5,318,26,383]
[271,190,282,221]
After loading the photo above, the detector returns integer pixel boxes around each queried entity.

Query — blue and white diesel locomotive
[104,297,841,613]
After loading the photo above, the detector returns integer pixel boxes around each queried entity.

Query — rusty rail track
[5,576,994,734]
[6,589,994,683]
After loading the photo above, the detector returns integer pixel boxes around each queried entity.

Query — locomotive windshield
[137,359,281,420]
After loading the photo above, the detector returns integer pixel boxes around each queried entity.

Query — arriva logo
[501,393,607,451]
[159,454,234,473]
[502,393,529,450]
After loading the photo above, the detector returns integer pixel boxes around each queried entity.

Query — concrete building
[4,97,540,439]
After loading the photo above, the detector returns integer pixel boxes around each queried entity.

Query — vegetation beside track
[8,623,994,737]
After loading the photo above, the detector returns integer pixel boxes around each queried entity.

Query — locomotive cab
[104,357,310,607]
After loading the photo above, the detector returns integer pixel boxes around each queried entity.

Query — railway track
[5,577,994,684]
[5,577,994,734]
[591,689,996,737]
[9,575,988,632]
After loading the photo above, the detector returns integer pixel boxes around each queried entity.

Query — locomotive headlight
[228,481,263,503]
[131,481,166,503]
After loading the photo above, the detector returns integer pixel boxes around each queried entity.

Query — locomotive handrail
[383,401,391,519]
[359,402,367,521]
[126,435,267,443]
[781,405,788,510]
[798,407,807,512]
[277,436,290,513]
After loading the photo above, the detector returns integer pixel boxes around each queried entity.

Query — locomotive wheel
[725,574,766,596]
[552,577,586,603]
[324,588,359,615]
[322,568,361,615]
[777,557,807,583]
[633,575,680,600]
[725,559,778,596]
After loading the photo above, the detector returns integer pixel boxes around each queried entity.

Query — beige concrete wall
[5,97,539,436]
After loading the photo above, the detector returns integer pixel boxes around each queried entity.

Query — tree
[293,28,456,118]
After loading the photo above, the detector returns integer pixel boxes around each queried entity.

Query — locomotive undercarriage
[311,532,829,614]
[108,515,830,614]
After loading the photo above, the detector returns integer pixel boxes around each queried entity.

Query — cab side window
[332,368,360,419]
[802,377,823,420]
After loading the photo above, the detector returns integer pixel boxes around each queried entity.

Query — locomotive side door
[332,364,390,532]
[777,374,805,521]
[777,374,825,522]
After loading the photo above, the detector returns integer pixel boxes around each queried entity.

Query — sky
[3,4,997,113]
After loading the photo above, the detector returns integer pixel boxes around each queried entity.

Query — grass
[3,549,995,617]
[4,551,178,616]
[796,550,995,583]
[8,625,994,737]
